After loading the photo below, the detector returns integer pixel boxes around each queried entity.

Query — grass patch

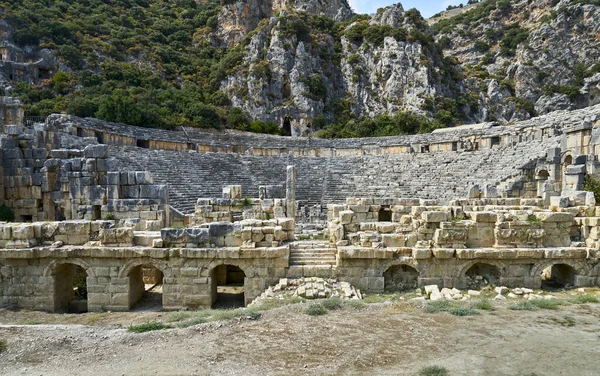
[569,294,599,304]
[510,299,561,311]
[305,303,328,316]
[168,307,262,327]
[472,298,495,311]
[448,306,480,316]
[552,315,576,327]
[0,339,6,354]
[127,321,172,333]
[419,365,449,376]
[176,316,208,328]
[253,296,303,311]
[346,300,366,310]
[425,300,452,313]
[322,297,343,310]
[362,294,388,304]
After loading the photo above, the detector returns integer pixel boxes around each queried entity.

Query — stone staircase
[288,241,337,266]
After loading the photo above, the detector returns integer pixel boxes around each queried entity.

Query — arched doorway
[465,263,501,289]
[282,117,292,137]
[128,264,164,311]
[54,263,88,313]
[383,265,419,292]
[211,265,246,309]
[536,170,550,197]
[541,263,576,290]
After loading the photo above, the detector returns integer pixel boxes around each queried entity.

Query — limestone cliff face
[217,0,353,46]
[436,0,600,123]
[340,4,443,118]
[222,13,343,136]
[221,3,450,135]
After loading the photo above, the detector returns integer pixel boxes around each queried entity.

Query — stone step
[133,231,162,247]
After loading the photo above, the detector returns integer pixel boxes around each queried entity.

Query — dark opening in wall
[282,118,292,137]
[421,145,429,153]
[137,139,150,148]
[378,206,392,222]
[77,127,84,137]
[54,264,88,313]
[129,265,164,311]
[451,142,458,151]
[187,143,195,151]
[92,205,101,220]
[212,264,246,309]
[95,131,104,144]
[384,265,419,292]
[21,215,32,222]
[490,136,500,147]
[541,264,577,290]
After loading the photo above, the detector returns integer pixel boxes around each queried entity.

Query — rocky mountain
[2,0,600,137]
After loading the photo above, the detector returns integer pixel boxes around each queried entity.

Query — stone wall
[0,121,169,230]
[327,197,599,292]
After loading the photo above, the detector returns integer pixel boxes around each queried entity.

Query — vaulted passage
[129,265,164,311]
[541,264,577,290]
[465,263,501,289]
[53,264,88,313]
[211,265,245,309]
[383,265,419,292]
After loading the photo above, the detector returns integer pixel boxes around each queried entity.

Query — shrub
[569,294,599,304]
[0,205,15,222]
[305,303,328,316]
[419,365,449,376]
[448,306,480,316]
[425,300,452,313]
[0,339,6,354]
[473,298,495,311]
[322,297,343,310]
[127,321,172,333]
[583,175,600,202]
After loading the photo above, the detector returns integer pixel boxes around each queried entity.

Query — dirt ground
[1,292,600,376]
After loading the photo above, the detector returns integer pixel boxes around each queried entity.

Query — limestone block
[135,171,153,185]
[470,212,497,223]
[84,144,108,158]
[432,249,455,259]
[550,196,570,208]
[58,220,91,236]
[223,185,242,199]
[382,234,405,247]
[544,249,587,259]
[277,218,294,230]
[412,248,432,259]
[376,223,395,233]
[536,212,574,223]
[11,224,34,240]
[339,210,355,225]
[422,211,448,223]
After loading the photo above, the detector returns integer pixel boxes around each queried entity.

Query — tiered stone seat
[111,134,559,213]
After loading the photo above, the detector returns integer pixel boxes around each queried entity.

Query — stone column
[286,165,295,219]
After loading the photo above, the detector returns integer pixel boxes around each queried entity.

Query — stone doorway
[53,263,88,313]
[465,263,501,289]
[378,206,392,222]
[211,265,245,309]
[541,263,576,290]
[129,265,164,311]
[383,265,419,292]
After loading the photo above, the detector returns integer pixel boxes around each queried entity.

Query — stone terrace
[112,135,559,213]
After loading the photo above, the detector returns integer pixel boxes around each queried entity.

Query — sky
[348,0,466,18]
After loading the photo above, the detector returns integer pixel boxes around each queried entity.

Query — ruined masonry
[1,97,600,312]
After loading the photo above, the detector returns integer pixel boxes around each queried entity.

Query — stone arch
[210,263,246,309]
[128,264,165,311]
[383,264,419,292]
[43,259,96,278]
[562,153,574,166]
[532,260,589,290]
[52,263,89,313]
[117,259,172,279]
[460,261,503,289]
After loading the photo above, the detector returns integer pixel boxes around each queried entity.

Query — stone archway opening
[465,263,501,289]
[383,265,419,292]
[129,264,164,311]
[541,263,577,290]
[211,265,246,309]
[54,263,88,313]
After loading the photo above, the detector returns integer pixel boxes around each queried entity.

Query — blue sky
[348,0,465,18]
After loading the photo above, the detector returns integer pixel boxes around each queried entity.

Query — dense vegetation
[3,0,248,130]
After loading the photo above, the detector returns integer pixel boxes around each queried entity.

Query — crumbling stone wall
[1,121,169,229]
